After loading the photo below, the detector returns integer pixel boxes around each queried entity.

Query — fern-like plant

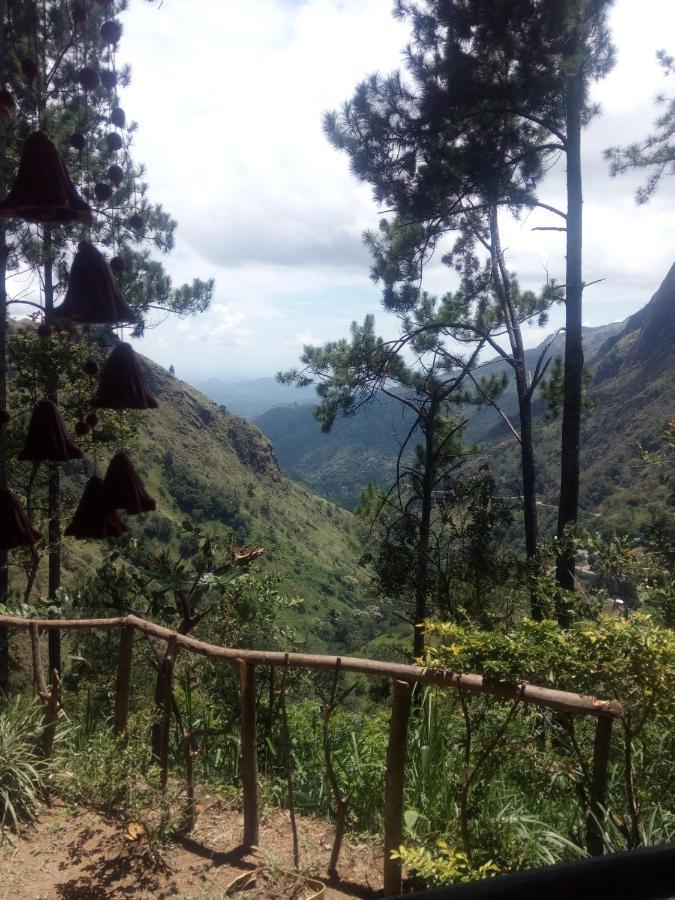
[0,699,47,835]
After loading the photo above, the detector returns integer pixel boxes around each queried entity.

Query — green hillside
[255,320,627,511]
[132,359,376,651]
[11,352,375,654]
[480,265,675,536]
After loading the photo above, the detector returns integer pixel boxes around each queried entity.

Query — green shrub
[0,699,48,834]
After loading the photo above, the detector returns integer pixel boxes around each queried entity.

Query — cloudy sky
[118,0,675,380]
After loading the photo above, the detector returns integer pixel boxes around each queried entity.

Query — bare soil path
[0,799,383,899]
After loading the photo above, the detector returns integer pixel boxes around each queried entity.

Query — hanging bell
[93,343,159,410]
[105,132,123,152]
[0,489,41,549]
[100,69,117,90]
[21,59,38,82]
[78,67,100,92]
[100,20,123,46]
[0,131,91,224]
[18,399,83,462]
[108,164,124,186]
[103,452,156,515]
[110,107,126,128]
[0,88,16,118]
[65,476,128,540]
[53,241,135,325]
[95,182,113,201]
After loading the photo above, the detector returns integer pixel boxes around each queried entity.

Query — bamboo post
[239,659,259,848]
[184,732,196,832]
[159,636,178,790]
[29,622,48,701]
[29,622,60,757]
[587,716,613,856]
[383,679,412,896]
[114,626,134,737]
[41,667,61,757]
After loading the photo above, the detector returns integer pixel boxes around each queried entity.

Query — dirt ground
[0,797,384,899]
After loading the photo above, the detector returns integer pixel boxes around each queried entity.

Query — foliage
[539,357,596,421]
[392,841,499,887]
[423,615,674,726]
[606,49,675,202]
[0,698,50,834]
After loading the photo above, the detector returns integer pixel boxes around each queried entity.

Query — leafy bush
[0,699,48,833]
[393,841,499,887]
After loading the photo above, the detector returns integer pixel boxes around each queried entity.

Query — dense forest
[0,0,673,897]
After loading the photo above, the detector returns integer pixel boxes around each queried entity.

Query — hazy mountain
[255,320,628,509]
[191,376,311,418]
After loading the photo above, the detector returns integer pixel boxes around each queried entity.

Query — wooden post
[383,679,412,896]
[114,626,134,737]
[159,636,177,790]
[586,716,613,856]
[184,732,196,832]
[29,622,60,757]
[29,622,48,701]
[239,660,259,848]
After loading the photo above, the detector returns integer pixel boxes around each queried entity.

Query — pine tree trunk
[490,208,541,618]
[0,4,10,696]
[43,231,61,674]
[518,389,542,619]
[0,222,8,698]
[413,402,436,660]
[556,55,585,601]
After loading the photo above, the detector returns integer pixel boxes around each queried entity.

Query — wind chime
[0,0,158,553]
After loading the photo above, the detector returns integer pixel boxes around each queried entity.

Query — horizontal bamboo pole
[0,614,623,719]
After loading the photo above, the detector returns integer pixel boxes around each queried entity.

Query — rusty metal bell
[64,476,128,540]
[93,343,158,410]
[103,452,156,514]
[0,131,91,224]
[0,489,41,549]
[53,241,135,325]
[18,399,83,462]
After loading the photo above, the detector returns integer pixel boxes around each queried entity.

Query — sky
[114,0,675,380]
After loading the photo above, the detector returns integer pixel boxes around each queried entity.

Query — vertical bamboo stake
[383,679,412,896]
[587,715,613,856]
[280,655,300,869]
[159,636,177,790]
[42,667,60,757]
[239,659,259,848]
[183,732,196,832]
[29,622,48,701]
[29,622,59,757]
[114,626,134,737]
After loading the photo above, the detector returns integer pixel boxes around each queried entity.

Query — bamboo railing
[0,613,624,895]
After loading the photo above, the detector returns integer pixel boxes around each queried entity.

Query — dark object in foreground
[54,241,135,325]
[389,843,675,900]
[65,476,128,540]
[18,399,83,462]
[93,343,158,410]
[0,131,91,223]
[103,452,156,514]
[0,489,40,549]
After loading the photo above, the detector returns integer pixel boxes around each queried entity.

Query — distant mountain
[480,265,675,534]
[191,376,311,419]
[255,320,627,510]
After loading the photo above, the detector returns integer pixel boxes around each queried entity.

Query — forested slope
[49,355,373,652]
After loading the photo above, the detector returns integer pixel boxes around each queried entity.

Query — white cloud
[114,0,675,376]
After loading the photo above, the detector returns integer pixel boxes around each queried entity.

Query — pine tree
[605,49,675,202]
[0,0,213,687]
[326,0,616,605]
[282,315,479,658]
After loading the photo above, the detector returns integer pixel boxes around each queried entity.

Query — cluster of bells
[0,123,159,550]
